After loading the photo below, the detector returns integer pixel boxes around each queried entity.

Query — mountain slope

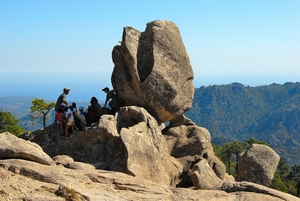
[185,82,300,167]
[0,96,35,119]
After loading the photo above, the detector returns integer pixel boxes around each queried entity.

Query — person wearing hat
[55,87,70,112]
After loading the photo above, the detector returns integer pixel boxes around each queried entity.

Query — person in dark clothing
[71,102,77,111]
[73,110,87,132]
[102,87,120,113]
[86,96,102,125]
[79,106,87,116]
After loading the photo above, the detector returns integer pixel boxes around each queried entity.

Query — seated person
[79,106,87,116]
[65,106,75,139]
[71,102,77,112]
[86,97,102,125]
[73,110,87,132]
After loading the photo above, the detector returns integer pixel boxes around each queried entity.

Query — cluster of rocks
[0,20,298,200]
[0,115,294,201]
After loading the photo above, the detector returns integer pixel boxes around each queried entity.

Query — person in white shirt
[65,105,75,139]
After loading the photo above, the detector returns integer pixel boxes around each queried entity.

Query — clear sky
[1,0,299,102]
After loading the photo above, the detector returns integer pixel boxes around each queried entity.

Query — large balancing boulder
[111,20,194,123]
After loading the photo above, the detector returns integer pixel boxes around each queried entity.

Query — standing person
[55,107,65,134]
[102,87,119,113]
[55,87,70,111]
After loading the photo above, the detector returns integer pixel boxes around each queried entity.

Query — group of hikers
[54,87,120,139]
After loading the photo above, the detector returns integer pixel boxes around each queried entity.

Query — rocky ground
[1,129,300,201]
[1,164,299,201]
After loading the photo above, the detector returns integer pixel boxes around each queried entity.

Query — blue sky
[1,0,299,101]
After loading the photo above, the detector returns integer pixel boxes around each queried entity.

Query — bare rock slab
[0,132,55,166]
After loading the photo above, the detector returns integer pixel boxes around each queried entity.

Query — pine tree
[0,111,25,136]
[30,98,55,128]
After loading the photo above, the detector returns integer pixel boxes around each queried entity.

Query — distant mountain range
[1,82,300,167]
[185,82,300,167]
[0,96,35,119]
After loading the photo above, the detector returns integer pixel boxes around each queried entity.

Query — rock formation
[237,143,280,186]
[111,20,194,123]
[19,106,226,189]
[163,115,228,188]
[1,129,299,200]
[116,106,182,186]
[0,20,299,200]
[0,132,55,166]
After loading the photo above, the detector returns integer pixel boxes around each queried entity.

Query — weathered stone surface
[20,115,128,173]
[237,144,280,186]
[19,113,226,188]
[117,106,182,186]
[111,20,194,123]
[0,132,55,166]
[190,159,223,190]
[1,159,299,201]
[53,155,74,166]
[0,166,65,201]
[20,108,181,187]
[163,115,227,187]
[223,173,235,183]
[66,161,96,170]
[219,181,299,201]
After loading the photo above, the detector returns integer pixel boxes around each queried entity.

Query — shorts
[67,120,73,126]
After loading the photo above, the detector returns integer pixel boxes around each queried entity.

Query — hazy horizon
[1,1,299,101]
[1,78,299,102]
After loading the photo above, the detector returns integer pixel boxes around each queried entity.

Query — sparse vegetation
[214,138,300,197]
[0,111,25,136]
[30,98,55,128]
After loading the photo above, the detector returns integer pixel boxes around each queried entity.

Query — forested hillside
[185,82,300,167]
